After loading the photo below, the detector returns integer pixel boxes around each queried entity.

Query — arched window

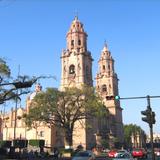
[71,40,74,46]
[102,84,107,92]
[103,65,105,70]
[69,65,75,74]
[78,39,81,45]
[108,64,110,70]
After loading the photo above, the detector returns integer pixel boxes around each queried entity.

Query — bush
[60,148,74,157]
[13,140,28,148]
[29,139,45,147]
[0,147,7,155]
[0,140,12,148]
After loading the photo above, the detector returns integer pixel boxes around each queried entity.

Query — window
[78,39,81,45]
[71,40,74,46]
[40,131,44,137]
[108,65,110,70]
[69,65,75,74]
[103,65,105,70]
[102,84,107,92]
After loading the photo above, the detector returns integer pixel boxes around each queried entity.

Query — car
[131,148,147,158]
[154,148,160,156]
[113,152,134,160]
[72,150,96,160]
[108,149,118,158]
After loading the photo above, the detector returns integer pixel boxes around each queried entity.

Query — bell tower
[60,16,93,90]
[95,43,124,144]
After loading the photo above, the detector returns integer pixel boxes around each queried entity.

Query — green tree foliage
[0,58,11,81]
[123,124,146,149]
[25,86,107,147]
[0,58,13,104]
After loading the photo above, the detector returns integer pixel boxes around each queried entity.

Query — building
[146,133,160,148]
[95,43,124,144]
[60,16,124,148]
[2,84,63,149]
[131,131,146,148]
[2,16,124,149]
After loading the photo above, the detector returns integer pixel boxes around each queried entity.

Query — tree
[25,86,107,148]
[0,58,32,104]
[0,58,15,104]
[0,58,56,104]
[123,124,146,149]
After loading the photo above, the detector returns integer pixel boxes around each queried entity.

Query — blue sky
[0,0,160,134]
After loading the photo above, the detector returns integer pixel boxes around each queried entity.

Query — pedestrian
[53,147,59,160]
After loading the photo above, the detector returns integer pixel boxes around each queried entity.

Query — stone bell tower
[95,43,124,144]
[59,16,96,149]
[60,16,93,90]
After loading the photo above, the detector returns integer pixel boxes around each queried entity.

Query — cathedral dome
[68,16,85,33]
[27,83,42,100]
[101,43,112,59]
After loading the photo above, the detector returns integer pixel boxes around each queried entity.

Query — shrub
[29,139,45,147]
[13,140,28,148]
[0,140,12,148]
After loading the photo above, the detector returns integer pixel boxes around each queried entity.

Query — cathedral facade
[60,16,124,148]
[2,16,124,150]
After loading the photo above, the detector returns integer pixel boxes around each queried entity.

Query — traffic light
[106,95,120,100]
[151,111,156,124]
[115,95,120,100]
[141,109,156,125]
[141,109,151,124]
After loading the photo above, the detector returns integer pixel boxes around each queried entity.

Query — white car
[113,152,134,160]
[72,150,95,160]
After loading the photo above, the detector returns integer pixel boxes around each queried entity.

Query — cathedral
[1,16,124,150]
[60,16,124,148]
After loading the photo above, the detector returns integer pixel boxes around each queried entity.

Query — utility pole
[13,66,20,140]
[146,95,155,160]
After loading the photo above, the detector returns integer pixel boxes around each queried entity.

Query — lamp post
[13,90,19,140]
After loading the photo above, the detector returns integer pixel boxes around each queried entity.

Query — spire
[74,15,78,21]
[74,10,78,21]
[104,40,107,47]
[103,40,109,52]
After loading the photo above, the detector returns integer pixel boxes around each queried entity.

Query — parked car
[108,149,118,158]
[113,152,134,160]
[72,150,95,160]
[131,148,147,158]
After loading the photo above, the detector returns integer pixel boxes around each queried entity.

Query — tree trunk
[64,129,73,149]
